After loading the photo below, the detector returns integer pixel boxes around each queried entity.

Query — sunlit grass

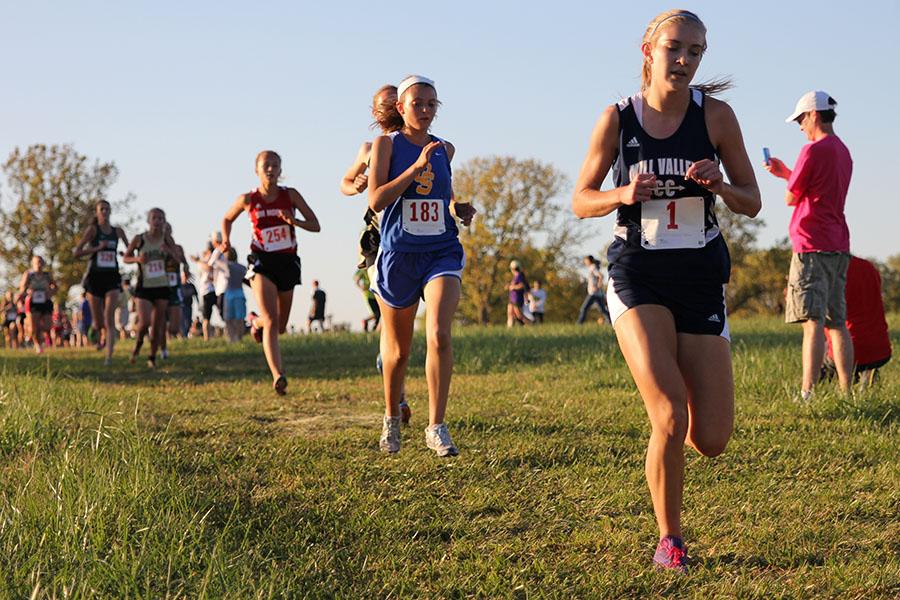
[0,317,897,598]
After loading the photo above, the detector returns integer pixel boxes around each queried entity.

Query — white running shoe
[379,415,401,454]
[425,423,459,457]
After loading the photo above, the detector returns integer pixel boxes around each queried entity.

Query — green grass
[0,317,898,598]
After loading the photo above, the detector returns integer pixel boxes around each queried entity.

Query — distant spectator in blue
[577,255,611,325]
[80,291,94,344]
[223,248,247,342]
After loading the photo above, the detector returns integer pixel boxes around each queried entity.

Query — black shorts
[28,302,53,315]
[168,286,182,307]
[607,275,729,339]
[202,292,217,320]
[83,270,122,297]
[135,286,170,303]
[247,251,302,292]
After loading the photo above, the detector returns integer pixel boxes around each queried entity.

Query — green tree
[877,254,900,313]
[454,156,587,324]
[0,144,135,303]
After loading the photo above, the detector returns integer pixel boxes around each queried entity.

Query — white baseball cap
[397,75,435,100]
[785,91,836,123]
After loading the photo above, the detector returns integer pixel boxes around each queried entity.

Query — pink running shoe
[653,536,688,573]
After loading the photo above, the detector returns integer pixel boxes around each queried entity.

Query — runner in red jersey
[222,150,320,394]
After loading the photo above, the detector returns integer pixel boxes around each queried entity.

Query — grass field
[0,317,897,598]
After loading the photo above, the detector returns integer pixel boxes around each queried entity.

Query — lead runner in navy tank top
[571,9,761,572]
[608,89,730,285]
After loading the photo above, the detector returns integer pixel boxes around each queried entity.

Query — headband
[398,75,436,100]
[649,12,702,37]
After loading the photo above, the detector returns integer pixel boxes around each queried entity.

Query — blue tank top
[607,89,730,284]
[379,132,460,253]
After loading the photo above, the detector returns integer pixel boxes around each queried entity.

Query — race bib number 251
[640,196,706,250]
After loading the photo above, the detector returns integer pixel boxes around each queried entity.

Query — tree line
[2,144,898,320]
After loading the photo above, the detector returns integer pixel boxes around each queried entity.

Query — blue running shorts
[372,245,465,309]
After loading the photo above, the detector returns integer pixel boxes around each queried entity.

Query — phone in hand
[763,147,771,166]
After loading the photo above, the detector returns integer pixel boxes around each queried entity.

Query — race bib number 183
[640,196,706,250]
[402,198,445,236]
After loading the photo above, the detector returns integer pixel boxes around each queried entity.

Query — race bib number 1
[96,250,117,268]
[640,197,706,250]
[261,225,293,252]
[31,290,46,304]
[167,272,179,287]
[402,198,445,236]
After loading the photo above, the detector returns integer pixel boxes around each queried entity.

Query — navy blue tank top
[608,89,730,284]
[379,132,459,253]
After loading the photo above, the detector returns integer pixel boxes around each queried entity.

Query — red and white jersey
[248,187,297,254]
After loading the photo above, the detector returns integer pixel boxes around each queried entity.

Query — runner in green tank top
[17,255,57,354]
[160,221,191,359]
[123,208,176,367]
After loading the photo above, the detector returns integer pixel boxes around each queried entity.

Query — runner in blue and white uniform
[368,75,475,456]
[572,10,761,571]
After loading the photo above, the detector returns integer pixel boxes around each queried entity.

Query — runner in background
[2,291,20,349]
[17,255,57,354]
[123,208,175,367]
[160,222,191,359]
[354,267,381,332]
[222,150,320,394]
[341,83,411,422]
[527,279,547,324]
[73,199,129,364]
[307,280,326,333]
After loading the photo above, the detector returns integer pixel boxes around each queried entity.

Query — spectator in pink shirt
[765,91,853,400]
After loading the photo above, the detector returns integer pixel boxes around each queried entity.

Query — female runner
[572,10,760,570]
[73,200,129,364]
[368,75,475,456]
[341,84,412,423]
[2,291,20,349]
[161,222,190,359]
[123,208,175,367]
[17,256,57,353]
[222,150,320,394]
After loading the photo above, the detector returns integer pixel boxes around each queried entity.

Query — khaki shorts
[785,252,849,327]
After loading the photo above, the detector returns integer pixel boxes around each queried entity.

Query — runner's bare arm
[369,135,443,212]
[340,142,372,196]
[221,194,249,253]
[122,235,144,264]
[72,225,100,258]
[286,189,321,232]
[573,105,656,218]
[695,98,761,217]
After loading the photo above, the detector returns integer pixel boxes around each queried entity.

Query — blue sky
[2,1,898,328]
